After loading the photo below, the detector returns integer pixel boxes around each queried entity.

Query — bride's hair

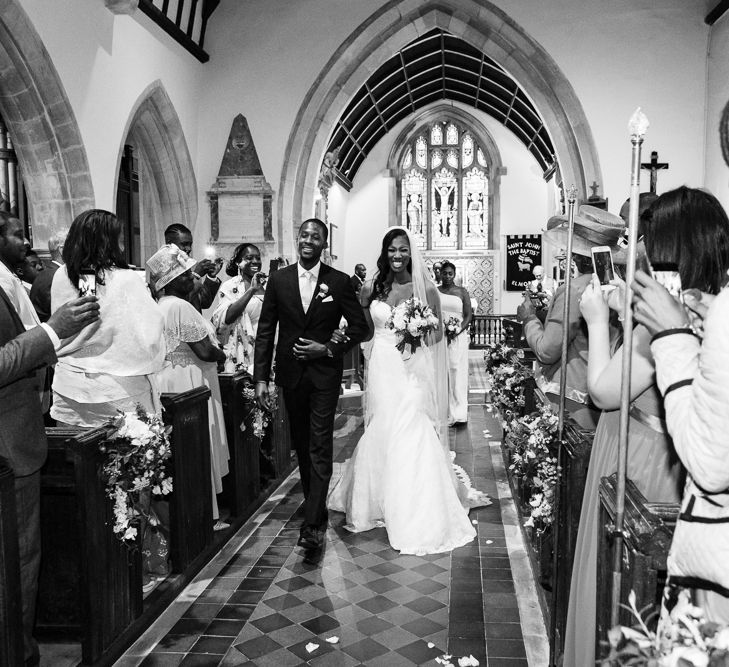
[371,228,413,302]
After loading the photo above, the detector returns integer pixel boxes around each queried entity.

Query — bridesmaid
[438,261,472,425]
[212,243,266,371]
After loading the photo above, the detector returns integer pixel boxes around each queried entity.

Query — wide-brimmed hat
[146,243,196,292]
[544,204,626,259]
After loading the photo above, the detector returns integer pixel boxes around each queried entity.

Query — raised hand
[632,270,689,336]
[579,275,609,325]
[515,294,536,322]
[47,295,100,339]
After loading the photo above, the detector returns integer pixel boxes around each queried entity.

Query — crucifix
[589,181,600,198]
[640,150,669,194]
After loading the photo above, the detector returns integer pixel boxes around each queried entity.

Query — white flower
[317,283,329,299]
[713,628,729,650]
[664,646,709,667]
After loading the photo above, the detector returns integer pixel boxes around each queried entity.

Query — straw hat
[544,204,626,259]
[146,243,196,292]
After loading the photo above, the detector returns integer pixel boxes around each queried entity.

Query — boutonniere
[317,284,329,299]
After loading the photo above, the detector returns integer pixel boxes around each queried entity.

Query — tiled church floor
[115,353,547,666]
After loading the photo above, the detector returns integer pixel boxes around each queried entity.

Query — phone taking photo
[651,262,682,299]
[78,268,96,297]
[591,246,615,289]
[269,259,281,273]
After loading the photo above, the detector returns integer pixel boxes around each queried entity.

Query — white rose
[407,322,421,336]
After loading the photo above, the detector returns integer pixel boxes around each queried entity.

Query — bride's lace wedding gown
[328,299,487,555]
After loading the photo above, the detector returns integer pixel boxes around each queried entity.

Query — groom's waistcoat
[253,263,367,390]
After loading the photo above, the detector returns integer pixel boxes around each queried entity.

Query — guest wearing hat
[516,204,625,431]
[148,244,231,532]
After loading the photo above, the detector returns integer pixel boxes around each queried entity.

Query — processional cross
[640,150,669,194]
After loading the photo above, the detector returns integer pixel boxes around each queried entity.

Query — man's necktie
[302,271,315,312]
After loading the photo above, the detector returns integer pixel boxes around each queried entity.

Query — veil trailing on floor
[364,226,450,453]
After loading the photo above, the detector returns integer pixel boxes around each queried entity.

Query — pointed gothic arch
[0,0,94,247]
[115,80,198,262]
[277,0,601,256]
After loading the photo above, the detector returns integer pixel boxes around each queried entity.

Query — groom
[254,219,368,550]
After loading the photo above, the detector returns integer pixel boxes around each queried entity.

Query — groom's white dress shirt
[298,261,321,313]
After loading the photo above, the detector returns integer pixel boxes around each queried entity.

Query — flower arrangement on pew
[101,405,173,544]
[387,296,440,354]
[222,327,255,374]
[603,589,729,666]
[483,340,530,428]
[503,404,561,532]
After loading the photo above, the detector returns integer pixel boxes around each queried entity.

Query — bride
[328,227,488,554]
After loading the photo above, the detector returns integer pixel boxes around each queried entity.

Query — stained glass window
[399,119,491,250]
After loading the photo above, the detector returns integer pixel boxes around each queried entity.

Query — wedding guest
[0,215,39,329]
[517,205,625,431]
[631,194,729,623]
[50,209,166,427]
[0,211,100,666]
[31,231,66,322]
[211,242,265,372]
[164,223,223,311]
[438,261,472,425]
[350,263,366,295]
[432,261,443,285]
[148,245,231,531]
[15,250,44,293]
[564,186,729,665]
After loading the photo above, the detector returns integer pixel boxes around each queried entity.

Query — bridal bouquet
[101,405,173,544]
[444,316,461,345]
[387,296,440,353]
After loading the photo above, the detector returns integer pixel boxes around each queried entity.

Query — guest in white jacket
[633,212,729,624]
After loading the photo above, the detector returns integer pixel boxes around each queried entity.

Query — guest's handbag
[667,477,729,597]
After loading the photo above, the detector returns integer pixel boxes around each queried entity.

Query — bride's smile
[387,235,411,275]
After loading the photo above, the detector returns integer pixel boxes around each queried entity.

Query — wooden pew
[161,387,213,573]
[595,474,679,661]
[0,456,23,667]
[37,427,143,665]
[218,373,261,517]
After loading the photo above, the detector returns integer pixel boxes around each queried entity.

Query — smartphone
[591,246,616,288]
[651,262,682,299]
[635,239,652,275]
[269,259,281,273]
[78,268,96,297]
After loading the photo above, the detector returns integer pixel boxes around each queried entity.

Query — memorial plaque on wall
[218,194,264,243]
[505,234,542,291]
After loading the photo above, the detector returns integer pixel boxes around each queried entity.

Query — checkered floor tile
[121,355,537,666]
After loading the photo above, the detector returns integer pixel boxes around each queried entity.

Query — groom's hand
[293,338,330,360]
[255,381,271,411]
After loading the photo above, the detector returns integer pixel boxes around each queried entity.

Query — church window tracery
[399,119,490,250]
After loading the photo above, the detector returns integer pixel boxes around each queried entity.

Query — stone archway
[0,0,94,248]
[115,80,198,261]
[278,0,601,256]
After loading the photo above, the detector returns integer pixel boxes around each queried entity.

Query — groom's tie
[301,270,315,312]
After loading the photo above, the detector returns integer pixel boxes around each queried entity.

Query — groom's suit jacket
[253,262,368,390]
[0,285,56,476]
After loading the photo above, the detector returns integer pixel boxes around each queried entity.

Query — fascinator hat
[146,243,196,292]
[544,204,626,260]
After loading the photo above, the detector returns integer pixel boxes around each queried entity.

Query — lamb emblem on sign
[517,253,533,272]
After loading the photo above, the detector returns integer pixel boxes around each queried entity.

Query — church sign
[505,234,542,291]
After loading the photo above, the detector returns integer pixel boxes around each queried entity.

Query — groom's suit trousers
[284,369,341,529]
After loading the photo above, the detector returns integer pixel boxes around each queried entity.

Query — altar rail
[0,456,23,667]
[469,314,515,348]
[596,474,679,662]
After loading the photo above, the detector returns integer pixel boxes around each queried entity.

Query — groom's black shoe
[298,525,321,550]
